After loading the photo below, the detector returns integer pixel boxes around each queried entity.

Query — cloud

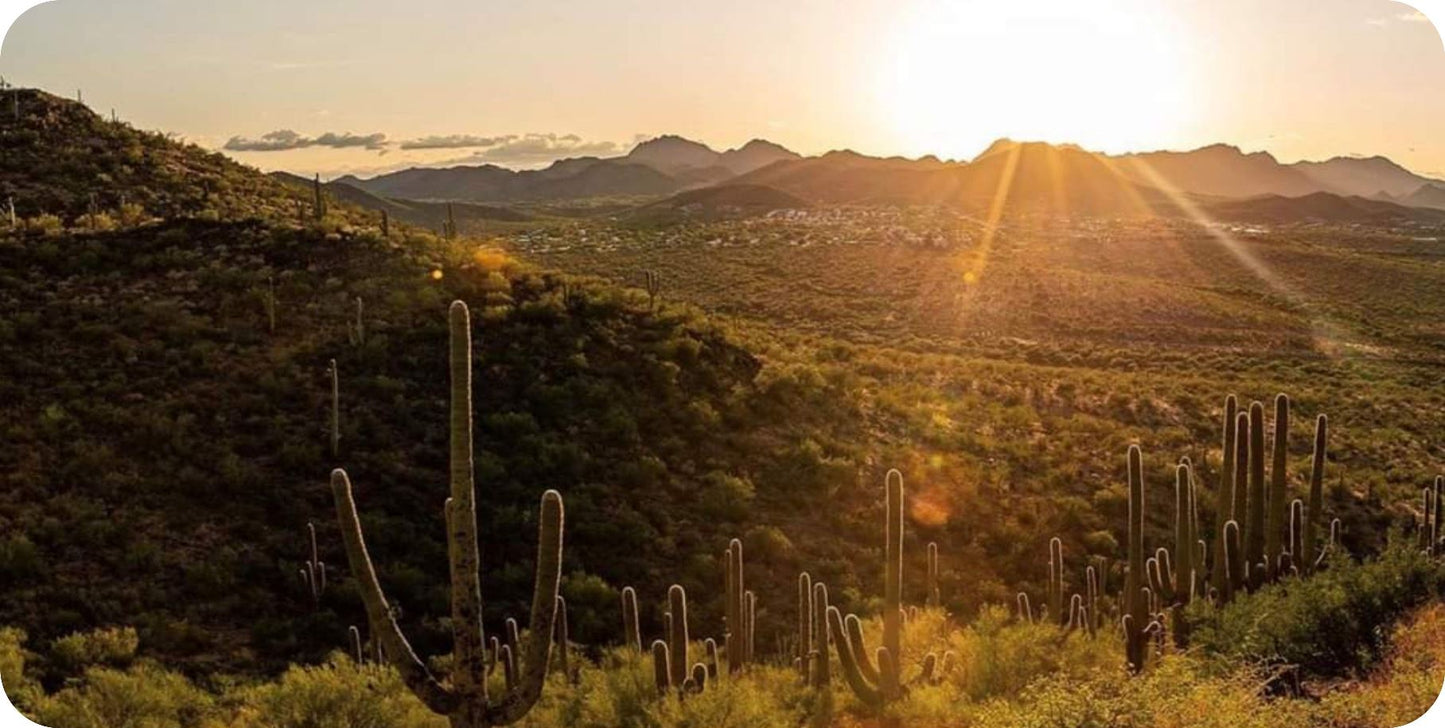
[223,129,388,152]
[440,133,623,166]
[399,134,518,150]
[1366,10,1433,26]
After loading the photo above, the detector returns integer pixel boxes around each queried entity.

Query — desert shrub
[50,627,139,675]
[27,662,214,728]
[0,628,38,713]
[227,654,444,728]
[1188,540,1445,678]
[25,213,63,235]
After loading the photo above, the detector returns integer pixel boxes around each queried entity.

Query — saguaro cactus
[725,539,747,673]
[1243,402,1267,588]
[1047,537,1065,625]
[621,587,641,652]
[926,542,941,608]
[1232,412,1250,534]
[1124,445,1148,673]
[652,641,671,695]
[797,573,813,678]
[1288,500,1304,573]
[828,469,905,706]
[667,585,690,688]
[300,521,326,606]
[1300,414,1327,574]
[1211,397,1238,598]
[1173,464,1195,602]
[1222,520,1242,602]
[1265,394,1290,581]
[705,639,719,679]
[381,209,390,238]
[1016,592,1034,623]
[329,300,564,727]
[313,174,326,221]
[812,581,831,688]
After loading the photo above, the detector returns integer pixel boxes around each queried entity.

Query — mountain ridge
[330,134,1445,217]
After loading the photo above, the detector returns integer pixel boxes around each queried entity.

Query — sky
[1,0,1441,180]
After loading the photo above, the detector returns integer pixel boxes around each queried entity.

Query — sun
[876,0,1198,160]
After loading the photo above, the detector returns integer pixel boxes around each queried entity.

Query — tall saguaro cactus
[1265,394,1290,581]
[621,587,641,652]
[1302,415,1328,573]
[1124,445,1148,673]
[797,572,813,678]
[1173,464,1195,602]
[926,542,941,608]
[329,300,565,727]
[300,521,326,606]
[1243,402,1267,588]
[667,585,690,688]
[828,469,905,706]
[1211,396,1238,598]
[1047,537,1064,625]
[812,581,831,689]
[725,539,743,672]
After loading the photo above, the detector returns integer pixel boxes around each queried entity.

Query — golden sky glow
[1,0,1441,178]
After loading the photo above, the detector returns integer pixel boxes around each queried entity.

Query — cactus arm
[828,607,883,708]
[330,469,457,714]
[843,613,882,684]
[485,490,564,725]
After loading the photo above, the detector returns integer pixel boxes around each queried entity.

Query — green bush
[50,627,139,675]
[1188,539,1445,678]
[228,654,444,728]
[27,662,214,728]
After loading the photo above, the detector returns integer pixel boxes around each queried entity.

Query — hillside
[2,88,1443,693]
[269,172,533,231]
[0,91,851,672]
[0,89,314,223]
[1207,191,1445,225]
[334,158,681,203]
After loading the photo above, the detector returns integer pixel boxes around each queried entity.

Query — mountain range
[328,133,1445,225]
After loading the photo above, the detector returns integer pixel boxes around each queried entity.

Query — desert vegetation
[3,88,1445,727]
